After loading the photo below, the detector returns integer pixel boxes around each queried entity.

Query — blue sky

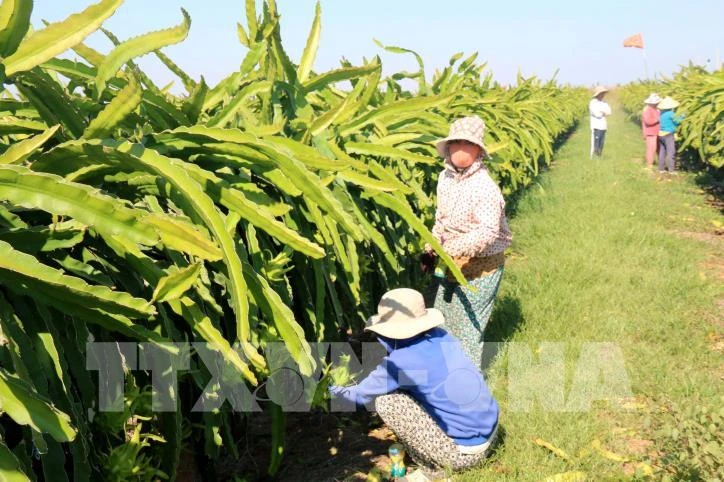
[32,1,723,92]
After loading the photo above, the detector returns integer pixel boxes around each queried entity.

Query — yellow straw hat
[592,85,609,97]
[435,115,488,158]
[658,97,679,110]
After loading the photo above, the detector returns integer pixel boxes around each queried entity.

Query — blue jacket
[660,110,684,134]
[329,328,499,446]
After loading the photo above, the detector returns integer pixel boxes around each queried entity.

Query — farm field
[0,1,721,481]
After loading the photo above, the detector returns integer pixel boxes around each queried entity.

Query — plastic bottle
[388,443,407,479]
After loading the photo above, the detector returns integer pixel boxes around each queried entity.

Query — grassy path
[459,97,723,481]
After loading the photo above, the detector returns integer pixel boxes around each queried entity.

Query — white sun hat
[365,288,444,340]
[644,93,662,104]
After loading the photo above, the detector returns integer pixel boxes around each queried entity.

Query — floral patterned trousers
[432,267,504,369]
[375,392,497,471]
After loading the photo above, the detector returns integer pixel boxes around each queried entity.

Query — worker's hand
[420,251,437,274]
[328,385,345,397]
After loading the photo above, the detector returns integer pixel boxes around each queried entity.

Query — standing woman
[589,86,612,157]
[657,96,685,174]
[641,93,662,167]
[424,115,512,369]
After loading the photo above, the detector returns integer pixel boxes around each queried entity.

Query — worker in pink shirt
[641,94,662,167]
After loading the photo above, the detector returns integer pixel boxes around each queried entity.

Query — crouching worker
[328,288,500,478]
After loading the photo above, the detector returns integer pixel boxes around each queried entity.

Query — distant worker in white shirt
[589,85,612,158]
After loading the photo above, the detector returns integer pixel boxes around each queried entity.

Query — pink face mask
[448,141,481,169]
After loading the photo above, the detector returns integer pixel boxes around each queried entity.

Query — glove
[420,251,437,274]
[328,385,358,410]
[328,385,345,397]
[328,385,356,402]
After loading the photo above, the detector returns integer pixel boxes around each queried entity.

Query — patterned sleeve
[442,189,504,257]
[431,204,444,244]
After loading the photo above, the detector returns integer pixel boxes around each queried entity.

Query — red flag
[623,33,644,49]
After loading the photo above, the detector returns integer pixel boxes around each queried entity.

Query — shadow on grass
[675,149,724,214]
[482,295,524,370]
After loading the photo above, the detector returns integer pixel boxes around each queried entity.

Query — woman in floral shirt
[424,115,511,369]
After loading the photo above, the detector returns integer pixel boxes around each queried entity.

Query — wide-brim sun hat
[435,115,488,158]
[592,85,609,97]
[658,96,679,110]
[365,288,444,340]
[644,93,662,104]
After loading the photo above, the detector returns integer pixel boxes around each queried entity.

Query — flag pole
[642,48,649,79]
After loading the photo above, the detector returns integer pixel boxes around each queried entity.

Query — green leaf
[296,1,321,83]
[0,125,59,164]
[0,0,33,58]
[346,192,399,271]
[152,262,202,303]
[236,22,249,48]
[2,0,123,77]
[309,93,352,137]
[243,261,315,377]
[181,76,208,123]
[154,49,196,93]
[367,160,414,195]
[165,126,363,240]
[0,164,159,245]
[83,75,142,139]
[176,297,257,384]
[141,87,191,127]
[111,141,266,370]
[373,38,427,93]
[244,0,258,41]
[29,143,224,261]
[0,117,47,135]
[0,441,31,482]
[0,239,155,318]
[339,94,453,136]
[345,142,437,165]
[14,69,87,139]
[0,225,84,253]
[230,181,291,217]
[369,191,466,284]
[0,204,27,229]
[267,403,285,475]
[40,57,97,81]
[264,136,351,171]
[206,80,271,128]
[239,42,265,76]
[336,169,398,192]
[72,40,105,66]
[0,367,76,442]
[96,8,191,95]
[302,64,379,92]
[144,213,222,261]
[176,161,325,258]
[201,71,243,113]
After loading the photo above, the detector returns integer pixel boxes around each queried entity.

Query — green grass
[456,96,723,481]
